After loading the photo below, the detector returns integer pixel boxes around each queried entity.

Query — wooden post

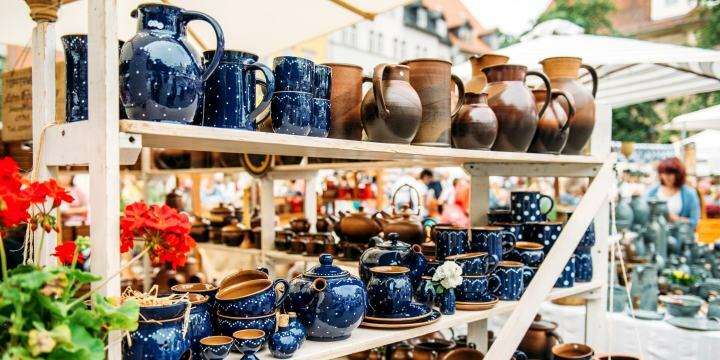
[261,176,275,252]
[465,165,490,352]
[87,1,121,359]
[304,172,318,232]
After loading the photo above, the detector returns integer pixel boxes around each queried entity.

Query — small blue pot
[216,312,276,344]
[313,64,332,99]
[554,255,576,288]
[123,314,190,360]
[367,266,413,315]
[273,56,315,92]
[269,324,300,359]
[215,278,288,317]
[495,261,525,301]
[139,299,189,321]
[446,252,498,276]
[172,282,219,314]
[232,329,265,360]
[198,336,233,360]
[310,98,331,137]
[456,274,501,302]
[271,91,312,135]
[436,288,456,315]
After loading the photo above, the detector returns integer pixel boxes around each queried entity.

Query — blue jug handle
[182,10,225,81]
[246,63,275,125]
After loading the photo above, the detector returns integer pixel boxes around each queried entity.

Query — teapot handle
[372,64,390,119]
[581,64,598,97]
[450,74,465,117]
[182,10,225,81]
[526,71,551,120]
[392,183,422,216]
[553,90,576,132]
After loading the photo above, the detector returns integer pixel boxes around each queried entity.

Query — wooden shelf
[234,281,602,360]
[197,243,263,255]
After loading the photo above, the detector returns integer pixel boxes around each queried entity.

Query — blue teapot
[286,254,366,341]
[359,233,427,288]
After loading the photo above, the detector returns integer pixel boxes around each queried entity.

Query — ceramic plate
[361,310,441,329]
[365,303,433,323]
[456,296,500,311]
[666,317,720,331]
[630,309,665,321]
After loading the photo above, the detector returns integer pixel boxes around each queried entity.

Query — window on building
[351,25,357,47]
[393,38,399,58]
[369,30,375,52]
[417,8,427,29]
[377,33,384,54]
[416,45,421,57]
[436,19,447,37]
[459,25,471,42]
[401,40,406,59]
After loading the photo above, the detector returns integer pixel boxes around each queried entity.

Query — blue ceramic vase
[580,222,596,247]
[119,4,224,123]
[367,266,413,315]
[187,295,213,359]
[436,288,456,315]
[269,315,300,359]
[287,312,307,345]
[414,276,436,309]
[122,313,190,359]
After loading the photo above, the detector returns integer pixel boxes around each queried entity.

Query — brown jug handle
[372,64,390,119]
[450,74,465,117]
[581,63,598,97]
[550,329,564,345]
[526,71,552,120]
[553,90,576,132]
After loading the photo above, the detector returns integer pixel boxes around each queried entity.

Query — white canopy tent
[453,33,720,108]
[0,0,411,56]
[664,104,720,131]
[675,129,720,176]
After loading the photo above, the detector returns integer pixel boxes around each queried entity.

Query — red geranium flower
[52,242,85,265]
[43,179,74,207]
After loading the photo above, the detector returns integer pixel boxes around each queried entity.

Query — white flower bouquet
[432,261,463,294]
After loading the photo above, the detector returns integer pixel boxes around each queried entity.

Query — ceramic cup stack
[574,222,595,282]
[271,56,332,137]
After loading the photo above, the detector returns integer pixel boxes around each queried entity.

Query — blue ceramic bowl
[216,278,289,317]
[232,329,266,355]
[138,298,189,321]
[663,295,704,317]
[199,335,233,360]
[273,56,315,92]
[171,282,219,311]
[215,312,276,344]
[310,98,331,137]
[271,91,312,136]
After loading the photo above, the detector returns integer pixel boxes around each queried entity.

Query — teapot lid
[305,254,347,277]
[530,314,558,331]
[377,233,411,250]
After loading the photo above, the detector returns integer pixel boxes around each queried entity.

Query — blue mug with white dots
[510,191,554,223]
[528,221,564,253]
[495,260,525,301]
[273,56,315,93]
[271,91,313,135]
[554,255,576,288]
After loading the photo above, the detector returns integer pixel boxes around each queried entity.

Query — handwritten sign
[1,62,65,141]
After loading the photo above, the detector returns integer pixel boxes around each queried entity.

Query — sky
[463,0,552,36]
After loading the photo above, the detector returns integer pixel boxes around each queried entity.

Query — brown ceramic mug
[413,339,456,360]
[552,343,594,360]
[323,63,372,141]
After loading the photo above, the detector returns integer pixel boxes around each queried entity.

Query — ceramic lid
[377,233,411,250]
[305,254,347,277]
[529,314,558,331]
[211,203,232,215]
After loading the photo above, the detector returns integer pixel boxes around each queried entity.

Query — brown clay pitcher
[323,63,372,141]
[401,58,465,147]
[540,57,598,155]
[361,64,422,144]
[528,89,575,155]
[466,53,510,93]
[518,314,563,360]
[483,64,551,152]
[452,92,498,150]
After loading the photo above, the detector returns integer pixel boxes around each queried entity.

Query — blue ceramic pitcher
[120,4,224,123]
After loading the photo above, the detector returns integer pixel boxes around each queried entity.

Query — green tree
[536,0,617,34]
[612,102,664,143]
[696,1,720,48]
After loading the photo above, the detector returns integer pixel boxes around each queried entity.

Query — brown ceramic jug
[518,314,563,360]
[323,63,372,141]
[452,92,498,150]
[402,58,465,147]
[528,89,575,154]
[466,53,510,93]
[483,64,551,152]
[361,64,423,144]
[540,57,598,155]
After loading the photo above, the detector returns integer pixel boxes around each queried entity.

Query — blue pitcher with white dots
[510,191,554,223]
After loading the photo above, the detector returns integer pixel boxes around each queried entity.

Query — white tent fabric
[1,0,411,56]
[452,34,720,108]
[675,129,720,176]
[664,104,720,131]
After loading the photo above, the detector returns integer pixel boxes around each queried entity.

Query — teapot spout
[312,278,327,293]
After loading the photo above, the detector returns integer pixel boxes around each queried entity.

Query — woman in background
[646,157,700,229]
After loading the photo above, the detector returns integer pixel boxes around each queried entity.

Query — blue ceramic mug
[456,274,501,302]
[434,226,469,261]
[215,278,289,317]
[522,266,538,288]
[510,191,554,223]
[579,222,596,247]
[446,252,498,276]
[313,64,332,99]
[495,261,525,301]
[273,56,315,92]
[470,226,516,263]
[488,210,513,224]
[310,98,331,137]
[271,91,312,135]
[202,50,274,130]
[554,255,576,288]
[528,221,564,253]
[494,222,526,242]
[574,248,593,282]
[512,241,545,267]
[367,266,413,315]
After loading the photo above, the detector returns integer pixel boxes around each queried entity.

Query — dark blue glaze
[414,277,436,309]
[139,300,189,320]
[273,56,315,92]
[310,98,331,137]
[269,325,299,359]
[122,315,190,360]
[470,227,515,263]
[494,222,526,243]
[198,336,233,360]
[286,254,366,341]
[496,261,525,301]
[511,242,545,267]
[271,91,312,135]
[359,233,427,289]
[510,191,554,223]
[172,283,219,315]
[574,248,593,282]
[287,313,307,345]
[528,222,563,253]
[61,34,126,122]
[119,4,224,123]
[201,50,274,130]
[313,65,332,99]
[579,222,596,247]
[522,266,538,288]
[436,288,456,315]
[367,266,413,315]
[366,303,430,320]
[423,260,440,277]
[216,279,289,317]
[554,255,576,288]
[456,274,501,302]
[514,350,529,360]
[188,297,213,360]
[446,252,498,276]
[488,210,513,224]
[215,313,275,344]
[434,226,468,261]
[232,330,265,360]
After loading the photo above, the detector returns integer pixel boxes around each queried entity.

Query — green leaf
[63,269,101,286]
[67,308,103,331]
[49,324,72,345]
[93,294,139,332]
[7,270,54,291]
[38,291,68,318]
[2,346,34,360]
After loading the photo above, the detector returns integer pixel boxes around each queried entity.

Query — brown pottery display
[518,314,563,360]
[528,89,575,154]
[594,354,642,360]
[374,184,426,245]
[323,63,371,141]
[540,57,598,155]
[221,220,243,247]
[289,217,311,233]
[361,64,423,144]
[483,64,551,152]
[451,92,498,150]
[444,343,485,360]
[335,206,383,243]
[412,339,456,360]
[552,343,594,360]
[402,58,465,147]
[190,216,210,243]
[466,53,510,93]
